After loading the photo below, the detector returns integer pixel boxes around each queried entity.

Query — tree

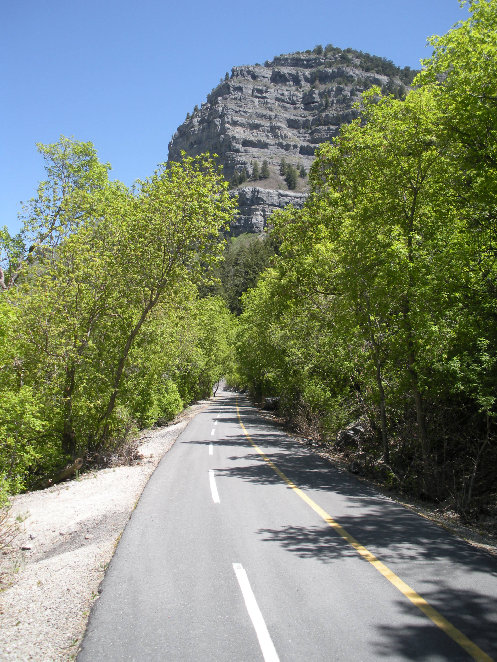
[261,160,270,179]
[238,167,249,184]
[218,233,276,314]
[285,164,298,190]
[95,154,236,443]
[231,0,497,509]
[1,142,238,487]
[252,161,260,180]
[2,136,110,290]
[309,87,466,475]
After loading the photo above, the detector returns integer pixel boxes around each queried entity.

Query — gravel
[0,402,207,661]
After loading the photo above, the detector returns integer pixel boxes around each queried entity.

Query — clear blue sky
[2,0,469,235]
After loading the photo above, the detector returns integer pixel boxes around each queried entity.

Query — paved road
[78,389,497,661]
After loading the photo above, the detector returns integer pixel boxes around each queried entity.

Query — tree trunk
[98,289,162,442]
[406,336,431,488]
[375,358,390,463]
[403,193,430,486]
[62,364,77,458]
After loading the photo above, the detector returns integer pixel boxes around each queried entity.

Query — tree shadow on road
[206,394,497,658]
[372,583,497,660]
[256,522,497,658]
[210,428,497,571]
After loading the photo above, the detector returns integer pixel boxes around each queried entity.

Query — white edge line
[232,563,280,662]
[209,470,220,503]
[209,443,213,456]
[211,428,215,436]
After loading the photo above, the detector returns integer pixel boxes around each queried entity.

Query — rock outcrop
[233,187,307,235]
[168,46,415,233]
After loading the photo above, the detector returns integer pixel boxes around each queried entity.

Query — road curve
[78,388,497,661]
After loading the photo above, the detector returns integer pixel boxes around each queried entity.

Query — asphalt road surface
[78,388,497,661]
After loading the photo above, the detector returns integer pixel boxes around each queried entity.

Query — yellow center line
[236,400,493,662]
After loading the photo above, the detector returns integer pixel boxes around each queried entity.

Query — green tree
[232,0,497,509]
[95,154,235,443]
[261,160,270,179]
[3,136,110,289]
[238,167,249,184]
[2,142,237,488]
[252,161,260,180]
[218,233,276,314]
[285,164,298,190]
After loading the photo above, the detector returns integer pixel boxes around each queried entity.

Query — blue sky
[2,0,469,235]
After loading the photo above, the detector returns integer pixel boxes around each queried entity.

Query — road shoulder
[0,401,208,662]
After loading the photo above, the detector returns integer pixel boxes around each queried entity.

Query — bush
[133,377,183,428]
[0,387,49,494]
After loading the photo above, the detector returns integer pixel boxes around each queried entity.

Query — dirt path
[0,402,207,661]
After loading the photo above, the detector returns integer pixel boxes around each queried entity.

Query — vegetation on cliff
[231,0,497,516]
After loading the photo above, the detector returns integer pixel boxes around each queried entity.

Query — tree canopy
[0,140,236,501]
[231,0,497,512]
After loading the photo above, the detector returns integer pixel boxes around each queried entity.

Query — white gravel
[0,402,207,662]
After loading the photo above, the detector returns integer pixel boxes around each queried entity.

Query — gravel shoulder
[0,401,208,662]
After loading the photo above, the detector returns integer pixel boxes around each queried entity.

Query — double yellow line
[236,400,493,662]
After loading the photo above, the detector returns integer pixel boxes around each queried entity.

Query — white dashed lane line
[209,470,220,504]
[232,563,280,662]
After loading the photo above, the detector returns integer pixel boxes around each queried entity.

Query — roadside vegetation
[229,0,497,519]
[0,144,236,502]
[1,1,496,528]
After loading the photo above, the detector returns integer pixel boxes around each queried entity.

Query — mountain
[168,45,416,233]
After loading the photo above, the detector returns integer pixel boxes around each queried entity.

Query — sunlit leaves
[1,142,237,492]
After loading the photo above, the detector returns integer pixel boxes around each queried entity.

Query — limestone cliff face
[233,187,307,235]
[168,47,415,233]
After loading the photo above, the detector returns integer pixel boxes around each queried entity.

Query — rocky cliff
[234,187,307,235]
[168,45,415,233]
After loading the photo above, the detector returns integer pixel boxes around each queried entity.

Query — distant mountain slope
[168,45,416,233]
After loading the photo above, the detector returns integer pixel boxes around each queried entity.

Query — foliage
[261,160,270,179]
[218,233,277,315]
[284,164,298,190]
[316,44,418,83]
[233,1,497,511]
[232,166,250,187]
[279,160,298,189]
[1,141,237,494]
